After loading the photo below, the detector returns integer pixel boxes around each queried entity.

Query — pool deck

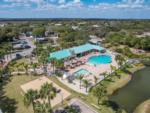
[58,51,118,94]
[69,52,117,79]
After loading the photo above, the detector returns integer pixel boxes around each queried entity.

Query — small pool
[73,69,90,77]
[87,55,112,65]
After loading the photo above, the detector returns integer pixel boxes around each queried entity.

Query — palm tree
[35,101,48,113]
[65,105,81,113]
[39,83,56,110]
[16,63,20,75]
[113,68,123,79]
[32,63,38,74]
[24,89,38,113]
[121,63,130,72]
[55,59,64,70]
[115,54,125,68]
[0,69,3,82]
[8,43,13,59]
[82,79,90,92]
[50,58,57,74]
[39,50,49,75]
[4,45,10,61]
[77,75,84,89]
[22,63,28,75]
[110,65,116,74]
[93,85,107,105]
[102,72,108,79]
[94,76,98,85]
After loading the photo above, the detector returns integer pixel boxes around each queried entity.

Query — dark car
[21,44,31,49]
[21,41,28,44]
[12,41,21,45]
[16,53,22,59]
[23,45,31,49]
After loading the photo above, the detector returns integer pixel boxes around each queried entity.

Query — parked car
[21,41,28,44]
[21,44,31,49]
[16,53,22,59]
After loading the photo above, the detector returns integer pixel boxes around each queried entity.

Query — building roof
[49,43,105,60]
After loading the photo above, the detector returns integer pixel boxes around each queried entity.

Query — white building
[88,35,102,45]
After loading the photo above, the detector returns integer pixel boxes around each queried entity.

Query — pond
[109,67,150,113]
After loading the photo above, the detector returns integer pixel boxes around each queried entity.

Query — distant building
[72,26,80,30]
[35,37,48,43]
[92,24,99,28]
[45,31,59,44]
[55,23,62,26]
[136,32,150,38]
[0,24,5,27]
[78,22,86,25]
[88,35,102,45]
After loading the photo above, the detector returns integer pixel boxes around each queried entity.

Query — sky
[0,0,150,19]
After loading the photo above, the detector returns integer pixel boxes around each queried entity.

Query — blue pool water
[88,55,112,65]
[74,69,90,77]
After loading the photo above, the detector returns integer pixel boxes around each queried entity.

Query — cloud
[58,0,65,4]
[1,0,150,18]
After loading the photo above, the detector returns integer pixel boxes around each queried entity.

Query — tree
[0,69,4,82]
[32,63,38,74]
[77,75,84,89]
[93,85,107,105]
[16,63,20,75]
[65,105,81,113]
[24,89,38,113]
[39,50,49,75]
[50,58,57,74]
[22,63,28,75]
[32,27,45,37]
[113,69,122,79]
[82,79,91,92]
[115,54,125,68]
[35,101,48,113]
[39,83,56,110]
[94,76,98,84]
[110,65,116,74]
[55,59,64,71]
[102,72,109,79]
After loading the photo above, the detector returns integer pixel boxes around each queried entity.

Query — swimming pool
[87,55,112,65]
[73,69,90,77]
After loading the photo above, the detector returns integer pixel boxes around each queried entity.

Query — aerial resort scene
[0,0,150,113]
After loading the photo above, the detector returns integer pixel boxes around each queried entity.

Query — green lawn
[0,74,119,113]
[8,58,29,72]
[0,75,38,113]
[88,72,130,113]
[0,72,131,113]
[134,99,150,113]
[48,76,116,113]
[104,73,131,95]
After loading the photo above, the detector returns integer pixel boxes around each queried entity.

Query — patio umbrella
[63,73,68,79]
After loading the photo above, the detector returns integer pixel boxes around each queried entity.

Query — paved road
[69,99,98,113]
[4,36,35,62]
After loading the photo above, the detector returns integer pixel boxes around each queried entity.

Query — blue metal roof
[49,43,105,60]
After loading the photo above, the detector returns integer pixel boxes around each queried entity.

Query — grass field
[8,58,29,72]
[0,69,133,113]
[0,75,38,113]
[134,99,150,113]
[105,73,131,95]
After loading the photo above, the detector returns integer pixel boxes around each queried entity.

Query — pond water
[109,67,150,113]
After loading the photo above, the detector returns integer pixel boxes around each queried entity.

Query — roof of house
[49,43,105,60]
